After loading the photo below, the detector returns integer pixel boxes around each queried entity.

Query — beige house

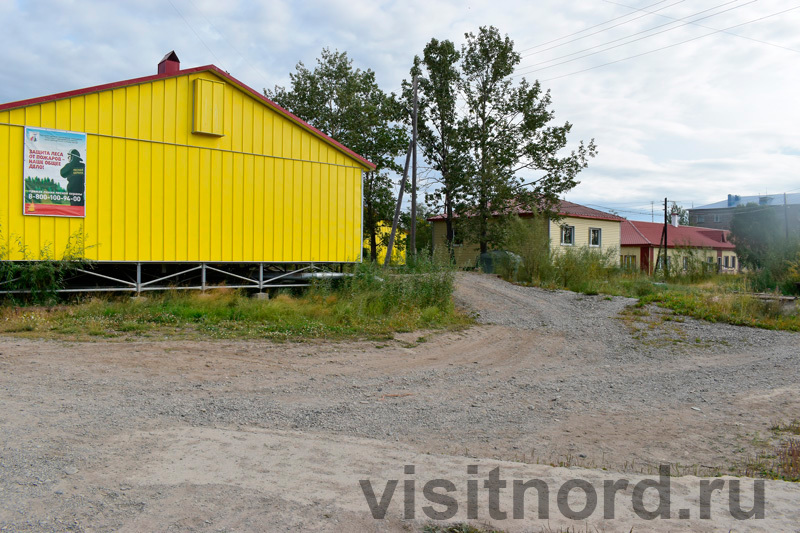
[429,201,624,267]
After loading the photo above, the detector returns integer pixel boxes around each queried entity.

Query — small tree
[266,49,409,261]
[670,202,690,226]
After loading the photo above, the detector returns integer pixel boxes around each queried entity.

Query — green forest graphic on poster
[23,127,86,217]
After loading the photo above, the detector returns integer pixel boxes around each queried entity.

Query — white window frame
[560,225,575,246]
[589,227,602,247]
[713,214,721,223]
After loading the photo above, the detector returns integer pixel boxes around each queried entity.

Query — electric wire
[603,0,800,54]
[515,0,757,77]
[518,0,686,57]
[517,0,675,53]
[535,5,800,82]
[516,0,747,72]
[167,0,226,70]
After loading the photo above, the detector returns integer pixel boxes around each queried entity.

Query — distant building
[688,193,800,234]
[620,218,738,274]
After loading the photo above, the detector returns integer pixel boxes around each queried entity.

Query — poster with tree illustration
[23,127,86,217]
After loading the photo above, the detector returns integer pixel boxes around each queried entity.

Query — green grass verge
[637,289,800,332]
[0,261,472,341]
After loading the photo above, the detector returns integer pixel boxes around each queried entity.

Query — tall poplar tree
[458,26,597,253]
[408,39,466,257]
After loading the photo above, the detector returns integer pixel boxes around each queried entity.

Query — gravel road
[1,272,798,531]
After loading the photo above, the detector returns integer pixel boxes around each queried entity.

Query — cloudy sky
[1,0,798,220]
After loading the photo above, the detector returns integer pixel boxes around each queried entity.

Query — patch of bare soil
[1,272,798,531]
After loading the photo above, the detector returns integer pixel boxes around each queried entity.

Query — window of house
[621,255,636,269]
[589,227,602,247]
[724,256,729,268]
[732,256,736,269]
[560,225,575,246]
[707,257,714,264]
[697,215,705,223]
[713,214,721,223]
[683,257,688,271]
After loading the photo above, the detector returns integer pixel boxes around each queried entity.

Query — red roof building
[427,200,625,223]
[620,219,738,274]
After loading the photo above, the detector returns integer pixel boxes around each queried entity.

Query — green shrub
[0,229,89,304]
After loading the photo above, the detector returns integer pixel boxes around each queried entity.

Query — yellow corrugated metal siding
[0,71,365,262]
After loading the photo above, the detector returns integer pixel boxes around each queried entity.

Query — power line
[185,0,278,91]
[515,0,756,77]
[603,0,800,54]
[517,0,744,72]
[537,5,800,83]
[167,0,226,69]
[584,203,653,215]
[517,0,675,53]
[518,0,686,57]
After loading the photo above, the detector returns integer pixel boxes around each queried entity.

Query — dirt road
[1,273,798,531]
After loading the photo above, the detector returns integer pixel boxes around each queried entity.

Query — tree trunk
[445,190,455,262]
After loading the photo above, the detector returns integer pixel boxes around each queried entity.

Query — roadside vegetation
[0,257,469,341]
[498,216,800,332]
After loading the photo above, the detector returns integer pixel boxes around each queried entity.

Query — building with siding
[0,52,372,264]
[429,201,624,267]
[0,52,373,291]
[688,193,800,235]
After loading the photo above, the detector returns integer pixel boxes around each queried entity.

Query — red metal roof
[427,200,625,222]
[0,64,376,171]
[557,200,626,221]
[621,219,735,250]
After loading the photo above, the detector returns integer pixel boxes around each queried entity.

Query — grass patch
[639,290,800,331]
[0,259,472,341]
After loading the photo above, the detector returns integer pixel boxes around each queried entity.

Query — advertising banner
[23,127,86,217]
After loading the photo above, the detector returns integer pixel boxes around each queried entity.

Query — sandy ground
[1,272,799,531]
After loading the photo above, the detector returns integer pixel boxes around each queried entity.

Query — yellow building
[0,52,373,268]
[363,222,406,265]
[429,201,624,267]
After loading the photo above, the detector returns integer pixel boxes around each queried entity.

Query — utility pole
[410,75,418,258]
[651,201,654,223]
[664,197,669,278]
[384,141,414,267]
[656,198,668,276]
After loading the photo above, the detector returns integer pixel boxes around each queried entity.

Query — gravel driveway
[1,272,798,531]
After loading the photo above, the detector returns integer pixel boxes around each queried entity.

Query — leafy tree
[405,39,466,259]
[266,49,409,261]
[670,202,690,226]
[456,26,597,253]
[729,203,782,268]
